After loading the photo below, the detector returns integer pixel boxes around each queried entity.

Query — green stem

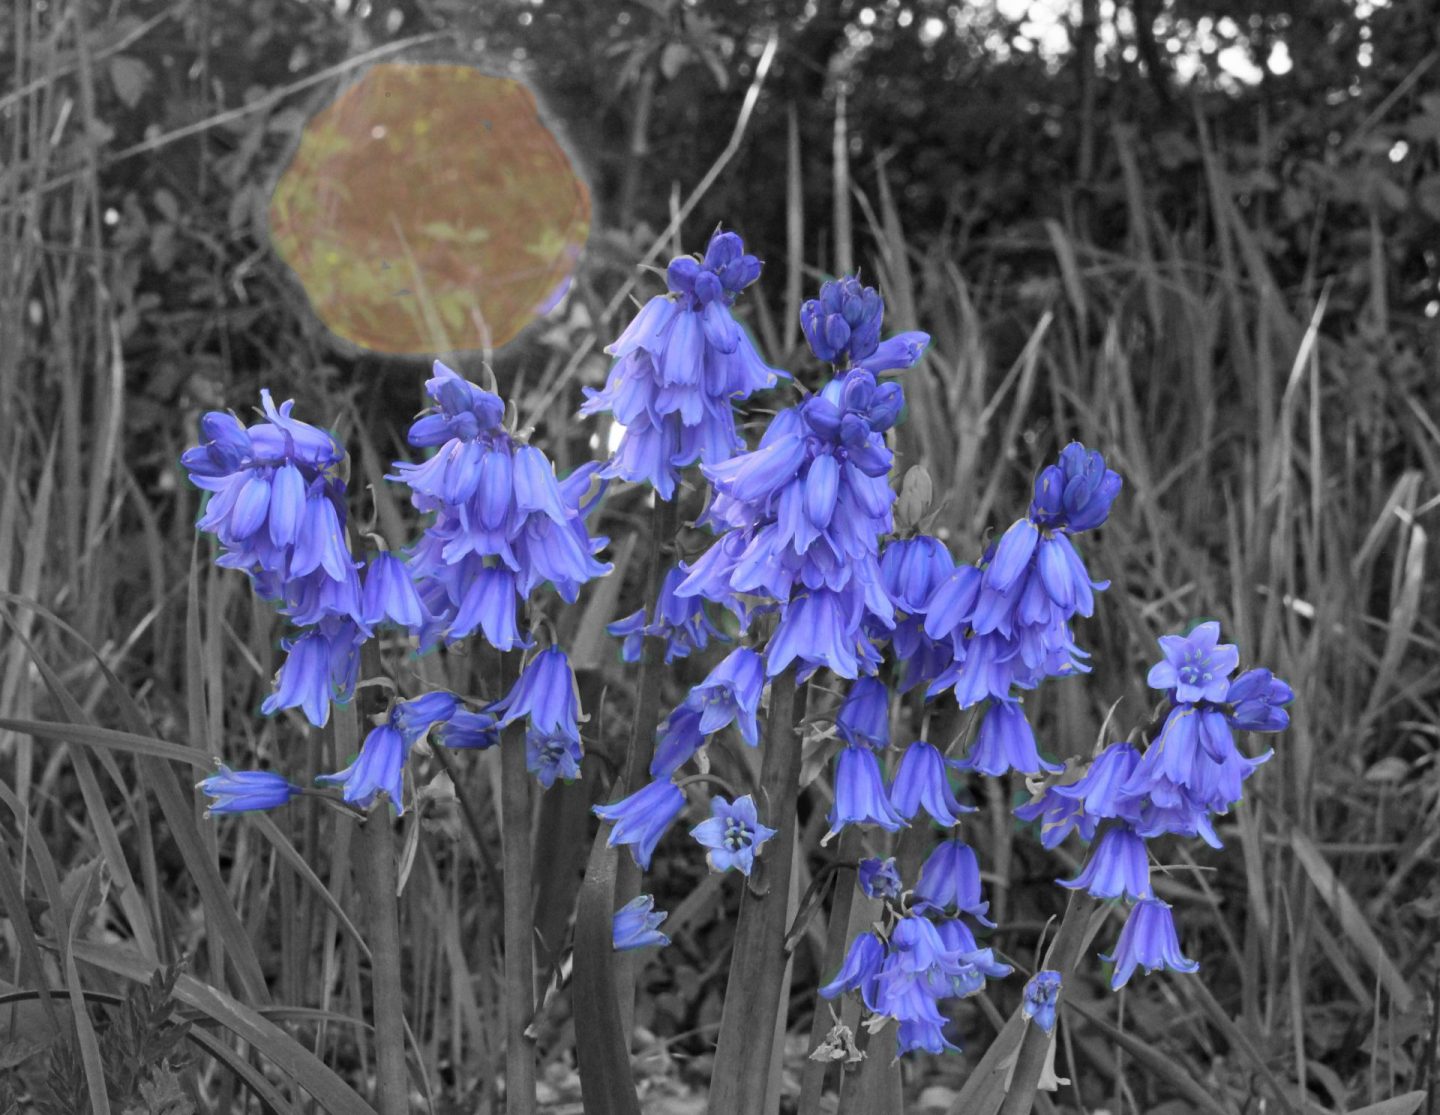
[797,827,862,1115]
[708,668,805,1115]
[355,807,408,1115]
[500,652,537,1115]
[998,890,1096,1115]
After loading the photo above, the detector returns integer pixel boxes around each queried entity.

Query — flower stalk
[499,650,538,1115]
[355,800,409,1115]
[708,668,805,1114]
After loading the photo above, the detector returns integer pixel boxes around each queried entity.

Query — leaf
[108,55,152,108]
[1347,1093,1428,1115]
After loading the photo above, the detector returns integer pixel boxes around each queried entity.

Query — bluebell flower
[318,723,407,812]
[890,740,974,826]
[261,618,366,728]
[1028,442,1123,534]
[1014,785,1097,849]
[686,647,765,745]
[527,728,583,788]
[594,778,687,870]
[391,691,458,745]
[801,275,929,375]
[896,1019,960,1056]
[913,838,993,924]
[690,794,777,875]
[935,918,1012,980]
[391,363,611,647]
[1052,742,1143,821]
[828,745,905,836]
[613,894,670,951]
[360,551,424,628]
[858,856,903,900]
[491,646,582,741]
[197,766,302,815]
[872,917,965,1027]
[1058,825,1151,901]
[1226,668,1293,732]
[954,700,1061,777]
[1121,703,1258,813]
[1103,898,1198,989]
[836,676,891,750]
[650,704,707,778]
[436,708,500,750]
[1021,971,1062,1033]
[818,931,884,1008]
[1147,622,1238,704]
[608,565,726,664]
[580,229,783,500]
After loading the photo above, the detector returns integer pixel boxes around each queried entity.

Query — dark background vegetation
[2,0,1438,1111]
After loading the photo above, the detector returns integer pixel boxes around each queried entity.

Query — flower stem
[998,890,1097,1115]
[500,650,537,1115]
[355,802,409,1115]
[708,668,805,1115]
[797,826,862,1115]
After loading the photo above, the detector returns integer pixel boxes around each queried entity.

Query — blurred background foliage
[1,0,1438,1111]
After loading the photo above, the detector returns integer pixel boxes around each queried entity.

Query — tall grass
[0,3,1436,1112]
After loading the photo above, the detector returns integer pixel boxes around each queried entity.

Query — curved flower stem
[998,890,1097,1115]
[499,650,537,1115]
[355,804,409,1115]
[708,667,805,1115]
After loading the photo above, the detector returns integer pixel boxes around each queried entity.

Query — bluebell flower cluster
[1016,622,1291,990]
[184,392,368,727]
[800,275,930,373]
[580,229,783,500]
[491,646,587,788]
[907,443,1123,774]
[819,857,1010,1055]
[318,691,458,813]
[390,361,611,651]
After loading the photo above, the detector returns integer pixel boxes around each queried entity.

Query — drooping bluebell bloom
[360,551,424,628]
[879,535,956,692]
[1147,621,1238,704]
[594,778,687,870]
[436,708,501,750]
[1226,668,1294,732]
[391,363,611,648]
[836,676,891,750]
[913,838,994,925]
[801,275,929,374]
[318,723,408,812]
[890,740,974,826]
[818,931,884,1007]
[197,766,302,816]
[613,894,670,951]
[261,618,366,729]
[858,856,902,900]
[527,728,584,789]
[690,794,777,875]
[935,918,1012,980]
[490,646,582,741]
[1122,702,1264,815]
[872,916,969,1030]
[1014,784,1097,849]
[1021,971,1062,1033]
[650,704,706,778]
[954,700,1061,777]
[607,565,727,664]
[1103,898,1198,989]
[828,745,905,836]
[896,1019,961,1056]
[1058,825,1151,901]
[686,647,765,746]
[391,691,458,745]
[1051,742,1143,821]
[580,229,783,500]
